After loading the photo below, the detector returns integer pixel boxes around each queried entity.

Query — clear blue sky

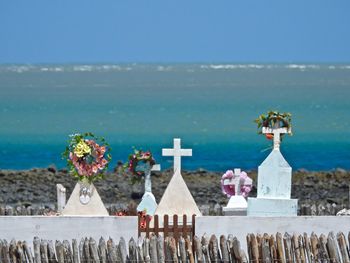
[0,0,349,63]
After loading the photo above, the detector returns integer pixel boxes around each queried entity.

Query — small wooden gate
[138,214,196,241]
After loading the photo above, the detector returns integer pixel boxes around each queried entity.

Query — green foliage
[254,111,292,135]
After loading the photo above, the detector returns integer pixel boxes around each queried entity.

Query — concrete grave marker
[222,169,252,216]
[56,184,66,213]
[155,138,201,218]
[62,182,108,216]
[248,127,298,216]
[137,163,161,216]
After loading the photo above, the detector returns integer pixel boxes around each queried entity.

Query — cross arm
[151,164,161,172]
[181,149,192,156]
[162,149,174,156]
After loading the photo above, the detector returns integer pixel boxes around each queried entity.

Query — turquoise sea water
[0,64,349,171]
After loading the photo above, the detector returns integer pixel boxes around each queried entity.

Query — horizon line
[1,61,350,65]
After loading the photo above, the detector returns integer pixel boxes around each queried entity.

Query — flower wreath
[124,148,156,184]
[254,111,292,140]
[62,132,112,183]
[221,170,252,198]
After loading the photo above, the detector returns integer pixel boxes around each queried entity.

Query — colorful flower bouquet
[254,111,292,140]
[62,133,112,183]
[124,148,156,184]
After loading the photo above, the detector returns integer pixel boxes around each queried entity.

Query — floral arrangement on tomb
[115,211,127,216]
[62,133,112,183]
[254,111,292,140]
[138,209,152,229]
[221,170,253,198]
[124,148,156,184]
[114,202,138,216]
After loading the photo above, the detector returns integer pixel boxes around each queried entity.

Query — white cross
[224,168,242,195]
[162,138,192,174]
[262,127,291,150]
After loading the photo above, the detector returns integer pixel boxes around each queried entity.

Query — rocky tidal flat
[0,167,349,214]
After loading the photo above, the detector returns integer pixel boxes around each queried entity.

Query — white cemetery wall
[196,216,350,253]
[0,216,137,244]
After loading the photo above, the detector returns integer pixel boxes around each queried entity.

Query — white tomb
[247,127,298,216]
[137,163,161,216]
[223,169,250,216]
[155,138,201,219]
[62,181,109,216]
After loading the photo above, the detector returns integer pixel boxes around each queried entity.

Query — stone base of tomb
[223,195,247,216]
[137,192,158,216]
[247,197,298,216]
[62,182,109,216]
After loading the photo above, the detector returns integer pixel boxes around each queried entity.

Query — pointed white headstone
[248,127,298,216]
[155,138,201,218]
[257,150,292,199]
[62,182,108,216]
[155,171,201,217]
[137,164,161,215]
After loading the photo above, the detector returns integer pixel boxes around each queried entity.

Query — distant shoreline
[0,167,349,212]
[1,165,350,174]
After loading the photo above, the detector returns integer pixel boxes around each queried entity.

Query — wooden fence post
[275,233,285,263]
[157,236,165,263]
[192,214,196,239]
[283,232,292,263]
[173,215,179,243]
[145,216,151,239]
[154,215,159,236]
[40,239,48,263]
[149,235,158,263]
[128,238,138,263]
[297,235,306,263]
[337,232,350,263]
[164,215,169,239]
[183,215,187,238]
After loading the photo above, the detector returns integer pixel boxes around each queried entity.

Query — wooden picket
[138,214,196,241]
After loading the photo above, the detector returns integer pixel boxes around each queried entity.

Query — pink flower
[240,171,248,180]
[100,146,106,154]
[221,170,234,197]
[141,152,151,158]
[91,165,98,173]
[223,170,234,179]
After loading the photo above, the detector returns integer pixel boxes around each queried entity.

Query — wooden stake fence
[1,231,350,263]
